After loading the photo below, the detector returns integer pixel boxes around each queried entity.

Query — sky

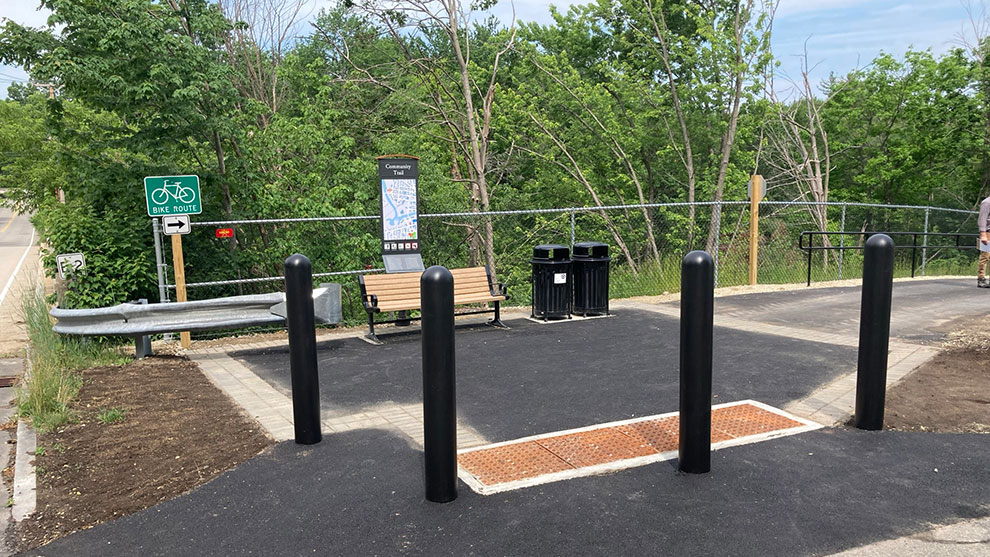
[0,0,984,99]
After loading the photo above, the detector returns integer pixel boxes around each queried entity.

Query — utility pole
[29,82,65,202]
[29,82,58,99]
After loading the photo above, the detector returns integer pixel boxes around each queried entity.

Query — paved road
[706,278,981,344]
[0,207,37,355]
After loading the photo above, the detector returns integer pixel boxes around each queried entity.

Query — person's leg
[979,250,990,286]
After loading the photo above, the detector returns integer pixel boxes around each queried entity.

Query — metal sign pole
[152,218,168,303]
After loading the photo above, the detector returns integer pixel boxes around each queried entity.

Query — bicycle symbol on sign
[151,180,196,204]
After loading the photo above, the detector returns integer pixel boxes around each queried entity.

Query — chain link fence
[154,201,978,327]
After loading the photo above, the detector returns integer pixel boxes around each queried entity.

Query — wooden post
[171,234,191,348]
[748,175,764,286]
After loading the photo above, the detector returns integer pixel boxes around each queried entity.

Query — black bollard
[854,234,895,430]
[421,265,457,503]
[679,250,714,474]
[285,254,322,445]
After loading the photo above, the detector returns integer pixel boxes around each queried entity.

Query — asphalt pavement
[231,309,856,442]
[30,427,990,556]
[20,277,990,556]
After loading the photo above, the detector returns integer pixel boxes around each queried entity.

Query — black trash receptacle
[531,244,572,320]
[572,241,610,316]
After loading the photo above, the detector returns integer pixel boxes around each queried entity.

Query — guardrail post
[134,299,152,358]
[679,250,713,474]
[285,254,322,445]
[854,234,894,431]
[421,265,457,502]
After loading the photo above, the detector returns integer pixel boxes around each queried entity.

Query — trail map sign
[378,157,419,252]
[144,175,202,217]
[378,156,424,273]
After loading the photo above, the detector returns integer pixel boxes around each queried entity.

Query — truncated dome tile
[616,418,679,452]
[535,427,659,467]
[457,401,820,495]
[458,441,573,485]
[713,406,805,438]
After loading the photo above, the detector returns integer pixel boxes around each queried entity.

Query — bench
[359,266,508,343]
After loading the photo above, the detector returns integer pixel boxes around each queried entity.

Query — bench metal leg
[366,312,384,345]
[488,301,508,329]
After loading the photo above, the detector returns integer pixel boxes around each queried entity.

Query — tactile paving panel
[458,401,814,493]
[615,417,679,452]
[535,427,659,467]
[713,407,805,439]
[457,441,574,485]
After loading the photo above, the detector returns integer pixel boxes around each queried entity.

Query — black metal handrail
[798,231,979,286]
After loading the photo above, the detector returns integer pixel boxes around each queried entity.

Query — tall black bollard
[285,254,322,445]
[679,250,714,474]
[854,234,895,430]
[421,265,457,503]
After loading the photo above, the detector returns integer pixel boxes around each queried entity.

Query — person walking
[979,194,990,287]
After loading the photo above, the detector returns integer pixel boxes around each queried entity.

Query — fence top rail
[182,201,977,227]
[175,268,385,290]
[191,215,381,226]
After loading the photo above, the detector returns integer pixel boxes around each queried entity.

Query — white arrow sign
[162,214,191,235]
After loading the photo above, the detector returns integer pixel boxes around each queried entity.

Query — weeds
[16,288,128,432]
[97,407,126,425]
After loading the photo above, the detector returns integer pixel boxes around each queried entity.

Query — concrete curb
[11,419,36,522]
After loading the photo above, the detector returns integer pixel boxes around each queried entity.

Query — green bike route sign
[144,175,202,217]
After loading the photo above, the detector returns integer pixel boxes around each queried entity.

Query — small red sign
[215,228,234,238]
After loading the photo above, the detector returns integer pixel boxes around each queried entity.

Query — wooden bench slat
[360,266,507,340]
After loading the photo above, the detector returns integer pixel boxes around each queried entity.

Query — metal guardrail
[51,284,342,337]
[798,231,978,286]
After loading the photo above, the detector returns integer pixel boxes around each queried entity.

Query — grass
[16,288,129,432]
[96,407,126,425]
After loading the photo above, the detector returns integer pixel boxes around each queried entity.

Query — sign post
[748,175,765,286]
[377,156,424,273]
[171,234,191,348]
[145,175,201,349]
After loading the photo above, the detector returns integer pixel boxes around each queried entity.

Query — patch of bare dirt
[15,356,274,551]
[886,325,990,433]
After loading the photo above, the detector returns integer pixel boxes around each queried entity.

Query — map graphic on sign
[381,178,418,241]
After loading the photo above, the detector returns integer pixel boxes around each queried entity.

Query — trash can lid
[573,241,609,259]
[533,244,570,261]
